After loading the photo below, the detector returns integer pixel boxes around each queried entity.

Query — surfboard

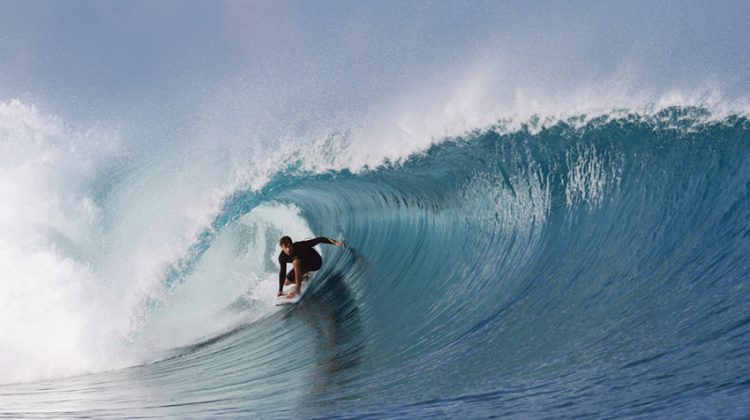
[273,271,316,306]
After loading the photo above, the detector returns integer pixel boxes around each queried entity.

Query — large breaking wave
[1,105,749,418]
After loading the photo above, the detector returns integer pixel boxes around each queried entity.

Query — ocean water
[0,103,748,418]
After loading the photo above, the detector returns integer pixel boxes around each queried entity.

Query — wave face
[2,108,750,418]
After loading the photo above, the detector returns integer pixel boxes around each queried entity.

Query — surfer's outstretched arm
[300,237,346,248]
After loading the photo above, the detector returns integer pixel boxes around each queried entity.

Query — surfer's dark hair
[279,236,293,247]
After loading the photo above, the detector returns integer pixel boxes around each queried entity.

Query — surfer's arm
[305,237,345,247]
[278,254,287,293]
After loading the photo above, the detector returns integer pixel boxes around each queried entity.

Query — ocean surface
[1,107,749,418]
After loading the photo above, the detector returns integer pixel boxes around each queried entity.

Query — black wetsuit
[278,237,337,292]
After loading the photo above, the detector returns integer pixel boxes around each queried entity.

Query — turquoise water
[1,109,749,418]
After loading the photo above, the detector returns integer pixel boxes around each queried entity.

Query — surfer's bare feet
[287,289,299,299]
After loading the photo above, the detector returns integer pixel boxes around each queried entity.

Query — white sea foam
[0,98,324,384]
[246,61,749,180]
[0,100,120,383]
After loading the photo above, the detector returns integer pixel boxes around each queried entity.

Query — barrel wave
[2,108,749,418]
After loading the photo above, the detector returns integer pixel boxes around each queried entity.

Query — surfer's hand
[334,240,345,247]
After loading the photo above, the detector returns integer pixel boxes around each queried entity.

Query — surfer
[278,236,345,299]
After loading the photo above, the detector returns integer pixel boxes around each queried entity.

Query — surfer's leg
[285,269,296,286]
[286,262,314,286]
[293,258,304,292]
[307,252,323,272]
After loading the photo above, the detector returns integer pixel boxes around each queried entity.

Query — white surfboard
[273,271,316,306]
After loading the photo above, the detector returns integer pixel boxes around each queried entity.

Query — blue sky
[1,1,749,136]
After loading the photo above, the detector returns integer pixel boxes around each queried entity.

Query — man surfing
[277,236,345,299]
